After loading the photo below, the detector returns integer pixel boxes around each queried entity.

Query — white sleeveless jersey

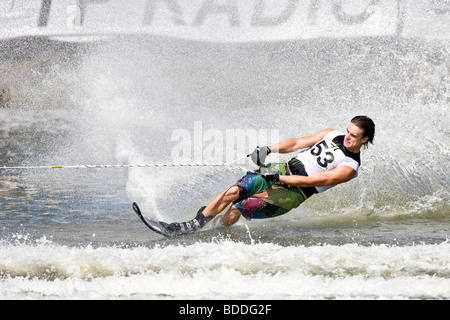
[294,130,361,193]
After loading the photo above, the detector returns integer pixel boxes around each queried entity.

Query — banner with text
[0,0,449,42]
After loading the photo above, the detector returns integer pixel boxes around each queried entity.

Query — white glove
[250,146,271,166]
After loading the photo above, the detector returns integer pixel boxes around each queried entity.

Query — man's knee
[225,185,240,201]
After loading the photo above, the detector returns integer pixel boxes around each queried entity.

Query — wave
[1,237,449,299]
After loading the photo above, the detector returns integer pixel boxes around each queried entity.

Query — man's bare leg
[203,186,270,227]
[219,205,242,227]
[164,185,267,234]
[163,185,241,234]
[202,185,240,218]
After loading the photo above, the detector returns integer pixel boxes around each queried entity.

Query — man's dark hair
[351,116,375,149]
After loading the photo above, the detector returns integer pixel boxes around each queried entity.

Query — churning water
[0,34,449,299]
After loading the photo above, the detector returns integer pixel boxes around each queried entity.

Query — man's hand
[250,146,271,166]
[261,172,279,182]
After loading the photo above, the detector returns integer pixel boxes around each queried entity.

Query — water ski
[132,202,176,238]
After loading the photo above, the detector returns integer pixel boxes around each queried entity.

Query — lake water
[0,37,449,299]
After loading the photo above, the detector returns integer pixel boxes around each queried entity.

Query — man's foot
[162,206,213,235]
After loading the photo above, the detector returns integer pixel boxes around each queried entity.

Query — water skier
[162,116,375,235]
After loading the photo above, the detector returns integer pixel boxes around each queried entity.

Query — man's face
[344,122,369,152]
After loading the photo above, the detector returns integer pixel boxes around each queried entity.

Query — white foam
[1,239,449,299]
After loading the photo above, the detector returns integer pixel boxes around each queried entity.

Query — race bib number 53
[310,140,340,168]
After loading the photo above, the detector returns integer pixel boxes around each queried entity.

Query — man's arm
[269,129,334,154]
[279,165,356,188]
